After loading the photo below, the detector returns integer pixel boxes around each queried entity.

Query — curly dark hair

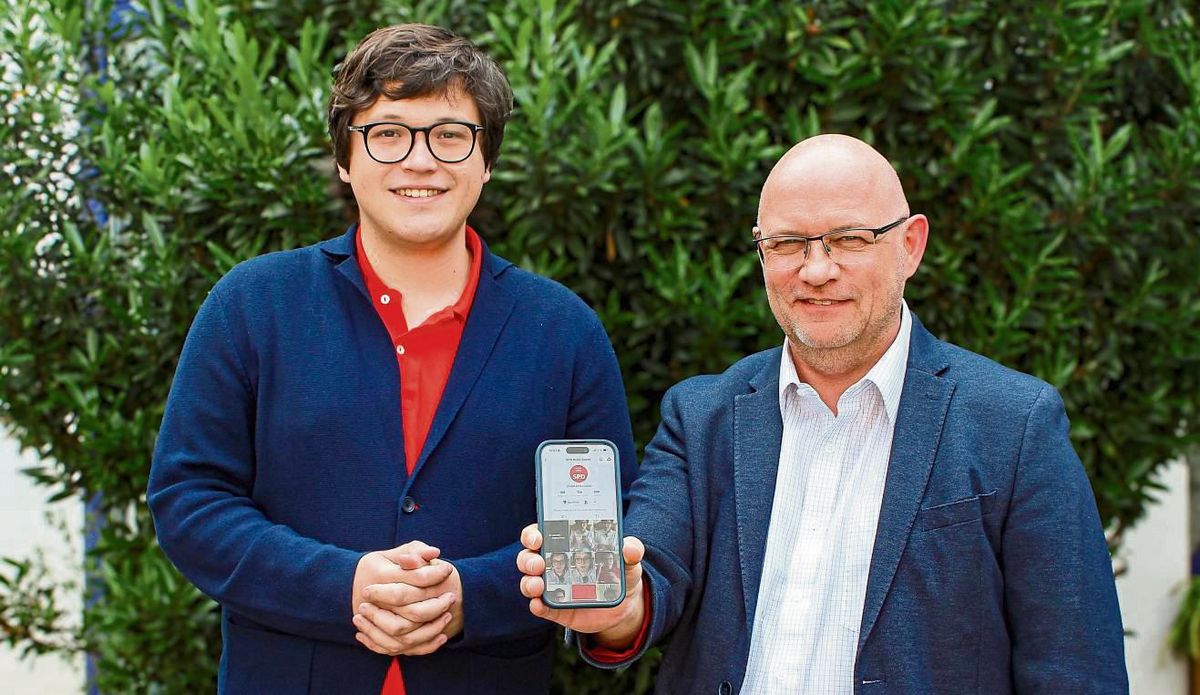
[328,24,514,170]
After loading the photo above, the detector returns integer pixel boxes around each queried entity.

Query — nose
[401,131,438,171]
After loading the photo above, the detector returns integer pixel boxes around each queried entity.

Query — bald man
[518,135,1127,693]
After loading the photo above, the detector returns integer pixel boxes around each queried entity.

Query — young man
[517,135,1127,693]
[149,24,634,695]
[545,553,571,589]
[566,551,596,585]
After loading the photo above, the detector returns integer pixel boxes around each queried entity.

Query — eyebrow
[826,222,871,232]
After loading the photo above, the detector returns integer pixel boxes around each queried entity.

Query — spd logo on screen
[569,465,589,483]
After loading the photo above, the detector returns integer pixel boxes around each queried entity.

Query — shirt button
[401,496,418,514]
[395,344,405,355]
[380,294,391,305]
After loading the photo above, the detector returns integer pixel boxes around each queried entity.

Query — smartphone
[535,439,625,608]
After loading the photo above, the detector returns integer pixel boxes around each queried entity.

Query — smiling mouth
[392,188,445,198]
[803,299,843,306]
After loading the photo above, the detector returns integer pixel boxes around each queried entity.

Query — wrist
[592,588,644,649]
[350,551,373,615]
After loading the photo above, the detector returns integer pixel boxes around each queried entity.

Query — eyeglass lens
[367,123,477,163]
[759,231,876,269]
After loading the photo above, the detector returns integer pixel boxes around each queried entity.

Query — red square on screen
[571,584,597,600]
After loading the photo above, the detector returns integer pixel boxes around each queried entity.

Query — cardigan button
[718,681,732,695]
[401,496,418,514]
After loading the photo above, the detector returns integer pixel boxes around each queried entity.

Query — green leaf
[143,212,165,255]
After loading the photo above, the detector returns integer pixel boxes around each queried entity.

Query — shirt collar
[778,300,912,424]
[354,226,483,322]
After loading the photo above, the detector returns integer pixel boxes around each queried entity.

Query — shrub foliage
[1,0,1198,691]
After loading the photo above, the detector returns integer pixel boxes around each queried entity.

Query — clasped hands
[351,540,463,656]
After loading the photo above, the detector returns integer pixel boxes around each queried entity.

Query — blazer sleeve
[1003,384,1128,692]
[579,381,698,668]
[148,287,363,646]
[449,315,636,649]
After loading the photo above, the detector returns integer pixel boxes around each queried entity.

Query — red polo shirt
[356,226,482,695]
[357,227,482,473]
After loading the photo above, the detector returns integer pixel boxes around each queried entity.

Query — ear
[338,162,351,184]
[482,165,491,185]
[900,214,929,279]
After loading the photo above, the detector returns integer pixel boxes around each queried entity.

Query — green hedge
[2,0,1197,691]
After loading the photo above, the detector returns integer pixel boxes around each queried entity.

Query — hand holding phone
[517,524,647,647]
[535,440,625,608]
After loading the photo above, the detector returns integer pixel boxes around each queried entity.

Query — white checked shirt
[740,302,912,695]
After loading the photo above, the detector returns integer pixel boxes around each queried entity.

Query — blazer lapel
[857,317,955,651]
[404,248,517,487]
[733,348,785,630]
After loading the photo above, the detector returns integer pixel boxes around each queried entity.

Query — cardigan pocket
[919,490,997,532]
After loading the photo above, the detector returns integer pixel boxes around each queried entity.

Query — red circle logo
[569,465,589,482]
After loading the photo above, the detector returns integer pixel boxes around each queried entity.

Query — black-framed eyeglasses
[752,216,909,271]
[347,121,484,164]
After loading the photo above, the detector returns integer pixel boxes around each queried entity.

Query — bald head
[758,134,909,228]
[753,133,929,383]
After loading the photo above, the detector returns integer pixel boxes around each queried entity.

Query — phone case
[535,439,626,609]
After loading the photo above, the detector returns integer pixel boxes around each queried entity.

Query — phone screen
[536,440,625,608]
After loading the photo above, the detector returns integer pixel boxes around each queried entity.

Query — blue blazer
[148,227,635,694]
[600,314,1126,694]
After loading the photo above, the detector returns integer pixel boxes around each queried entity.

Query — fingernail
[363,588,373,599]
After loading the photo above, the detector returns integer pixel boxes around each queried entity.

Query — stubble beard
[775,271,906,377]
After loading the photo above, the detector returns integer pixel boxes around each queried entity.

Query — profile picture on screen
[598,583,620,602]
[595,551,620,583]
[545,552,570,588]
[568,520,593,551]
[567,550,595,584]
[594,519,618,551]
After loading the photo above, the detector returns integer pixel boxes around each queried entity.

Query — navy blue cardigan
[149,227,635,694]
